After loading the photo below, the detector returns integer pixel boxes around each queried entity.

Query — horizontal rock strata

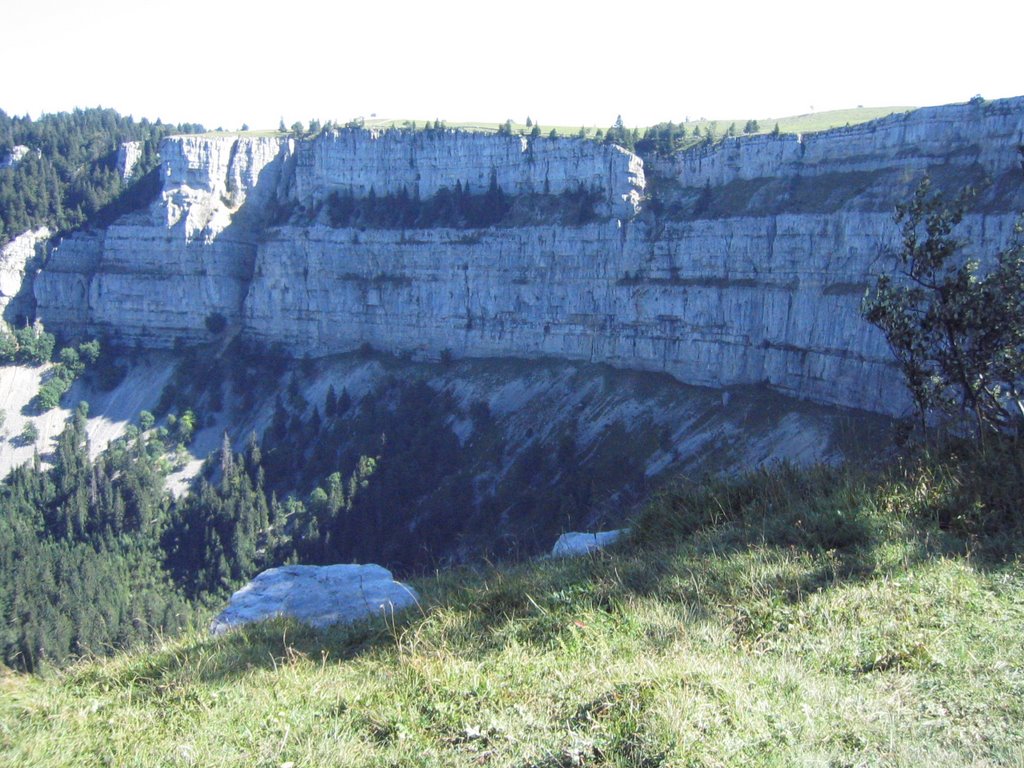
[34,98,1024,415]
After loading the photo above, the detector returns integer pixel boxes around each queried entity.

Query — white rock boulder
[551,529,629,558]
[0,145,33,169]
[210,563,419,635]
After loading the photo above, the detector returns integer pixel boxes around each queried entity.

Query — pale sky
[2,0,1021,130]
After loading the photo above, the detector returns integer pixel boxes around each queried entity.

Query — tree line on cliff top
[0,106,775,250]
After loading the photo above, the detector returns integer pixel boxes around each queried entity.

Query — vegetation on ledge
[2,439,1022,766]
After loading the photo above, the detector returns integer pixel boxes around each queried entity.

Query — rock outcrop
[659,99,1023,187]
[36,135,294,342]
[0,145,34,169]
[551,529,628,557]
[210,563,419,634]
[294,129,644,219]
[0,227,49,323]
[116,141,143,180]
[33,98,1024,416]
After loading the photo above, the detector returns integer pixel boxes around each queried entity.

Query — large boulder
[550,529,628,558]
[210,563,419,635]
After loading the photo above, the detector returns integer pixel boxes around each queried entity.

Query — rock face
[659,99,1024,186]
[0,145,33,169]
[294,129,644,219]
[243,212,941,412]
[210,563,419,635]
[36,135,294,342]
[0,227,49,323]
[116,141,143,180]
[33,98,1024,415]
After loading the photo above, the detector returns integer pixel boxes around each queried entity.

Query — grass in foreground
[2,444,1023,766]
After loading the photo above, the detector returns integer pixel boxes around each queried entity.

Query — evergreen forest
[0,338,658,671]
[0,108,202,246]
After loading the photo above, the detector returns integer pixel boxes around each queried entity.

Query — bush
[32,342,102,412]
[34,378,69,412]
[20,421,38,444]
[0,330,17,361]
[5,324,56,365]
[175,409,197,445]
[78,339,100,365]
[863,174,1024,435]
[205,313,228,334]
[58,347,83,378]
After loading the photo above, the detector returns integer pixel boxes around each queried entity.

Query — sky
[2,0,1021,131]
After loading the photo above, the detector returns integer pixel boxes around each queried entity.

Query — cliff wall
[0,227,49,323]
[658,98,1024,188]
[36,135,294,341]
[294,130,644,218]
[33,98,1024,415]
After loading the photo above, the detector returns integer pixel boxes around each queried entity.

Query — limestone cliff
[658,98,1023,188]
[33,98,1024,416]
[36,135,294,342]
[0,226,49,323]
[116,141,144,180]
[294,129,644,219]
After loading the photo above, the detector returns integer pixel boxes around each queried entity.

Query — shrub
[20,421,38,444]
[175,409,197,445]
[78,339,101,365]
[205,312,228,334]
[34,378,69,412]
[863,174,1024,435]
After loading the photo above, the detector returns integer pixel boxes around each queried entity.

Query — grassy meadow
[363,106,915,138]
[194,105,916,142]
[3,440,1022,766]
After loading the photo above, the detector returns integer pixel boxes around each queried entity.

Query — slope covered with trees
[0,108,202,245]
[0,342,671,671]
[0,405,191,671]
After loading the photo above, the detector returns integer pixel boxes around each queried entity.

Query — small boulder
[550,529,628,558]
[210,563,418,635]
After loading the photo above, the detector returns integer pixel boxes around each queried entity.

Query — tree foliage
[0,322,55,365]
[32,339,99,412]
[863,172,1024,434]
[321,178,600,230]
[635,122,687,155]
[603,115,636,151]
[0,406,190,670]
[0,108,203,246]
[0,340,649,671]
